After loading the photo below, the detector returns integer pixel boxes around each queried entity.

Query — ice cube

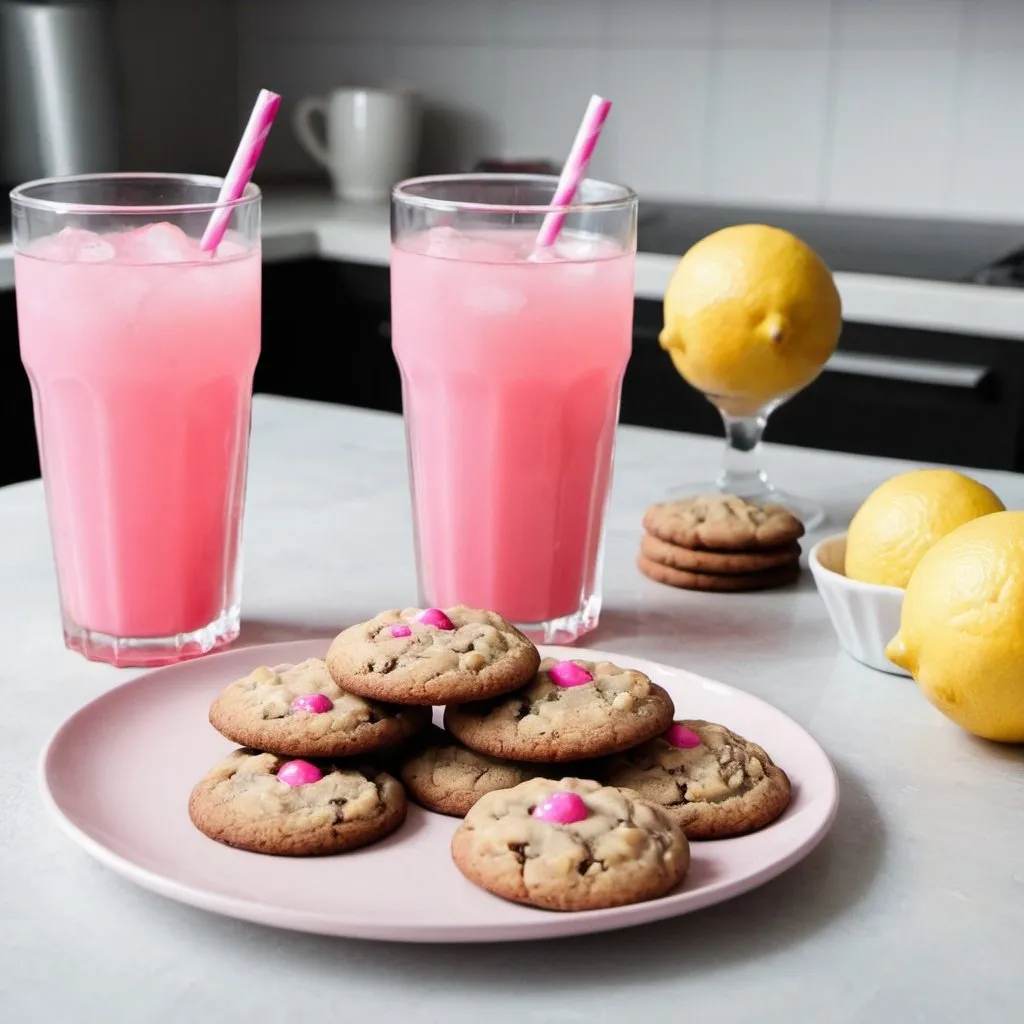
[213,238,249,260]
[425,225,463,259]
[554,234,605,262]
[530,233,605,270]
[212,229,250,260]
[39,227,116,263]
[120,222,197,264]
[464,284,527,315]
[551,233,606,278]
[528,246,560,264]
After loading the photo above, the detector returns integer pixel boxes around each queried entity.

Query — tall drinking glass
[391,174,637,644]
[12,173,261,666]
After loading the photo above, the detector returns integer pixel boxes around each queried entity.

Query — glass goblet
[671,386,826,531]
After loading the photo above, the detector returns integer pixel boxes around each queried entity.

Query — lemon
[886,511,1024,742]
[845,469,1004,588]
[659,224,842,416]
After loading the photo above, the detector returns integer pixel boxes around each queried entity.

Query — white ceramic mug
[292,87,420,203]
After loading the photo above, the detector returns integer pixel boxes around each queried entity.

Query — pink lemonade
[16,224,260,646]
[391,228,634,628]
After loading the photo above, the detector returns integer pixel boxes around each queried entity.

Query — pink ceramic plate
[39,640,838,943]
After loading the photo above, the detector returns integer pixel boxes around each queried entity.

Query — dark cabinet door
[622,298,1024,472]
[327,262,401,414]
[257,260,400,414]
[620,306,721,437]
[0,290,40,486]
[772,321,1022,470]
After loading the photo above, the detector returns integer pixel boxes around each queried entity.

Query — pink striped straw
[200,88,282,251]
[534,93,613,251]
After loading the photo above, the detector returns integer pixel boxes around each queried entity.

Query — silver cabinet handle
[824,351,989,389]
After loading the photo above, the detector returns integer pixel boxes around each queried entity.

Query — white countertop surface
[5,187,1024,340]
[3,395,1022,1022]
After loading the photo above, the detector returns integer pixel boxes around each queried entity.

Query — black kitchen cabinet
[626,297,1024,472]
[258,259,401,414]
[0,289,40,485]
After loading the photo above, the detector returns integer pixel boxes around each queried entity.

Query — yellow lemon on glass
[845,469,1004,589]
[886,511,1024,743]
[659,224,841,416]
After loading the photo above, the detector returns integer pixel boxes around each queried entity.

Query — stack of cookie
[638,494,805,592]
[188,603,792,913]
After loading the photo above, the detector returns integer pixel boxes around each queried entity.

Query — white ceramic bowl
[809,533,909,676]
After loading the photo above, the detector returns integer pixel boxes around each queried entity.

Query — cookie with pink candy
[325,606,540,706]
[600,719,792,839]
[443,657,675,762]
[188,749,407,856]
[208,657,430,758]
[451,776,689,911]
[398,725,557,817]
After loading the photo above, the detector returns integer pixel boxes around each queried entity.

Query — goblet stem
[717,409,770,498]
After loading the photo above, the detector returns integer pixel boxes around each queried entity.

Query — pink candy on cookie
[289,693,333,714]
[665,723,702,749]
[548,660,593,688]
[531,791,589,824]
[389,624,413,638]
[418,608,455,630]
[276,760,323,787]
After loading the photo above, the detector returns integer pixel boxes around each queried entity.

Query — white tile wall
[237,0,1024,221]
[500,0,605,44]
[500,46,610,170]
[833,0,963,49]
[826,48,960,214]
[707,47,831,205]
[718,0,830,47]
[605,47,710,197]
[398,44,506,173]
[949,0,1024,220]
[602,0,714,45]
[963,0,1024,50]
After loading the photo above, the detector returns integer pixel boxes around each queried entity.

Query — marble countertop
[2,395,1022,1022]
[5,187,1024,340]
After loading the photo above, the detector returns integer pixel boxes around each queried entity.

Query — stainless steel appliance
[0,0,119,190]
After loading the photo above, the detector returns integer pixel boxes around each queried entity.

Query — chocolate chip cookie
[643,495,804,551]
[326,606,540,706]
[188,749,407,856]
[601,720,791,839]
[451,776,689,911]
[443,657,675,762]
[637,554,801,592]
[209,658,430,758]
[399,727,546,817]
[640,534,801,574]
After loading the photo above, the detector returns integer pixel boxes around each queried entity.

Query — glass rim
[391,173,637,215]
[9,172,261,215]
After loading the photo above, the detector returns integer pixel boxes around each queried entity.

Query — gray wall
[115,0,238,174]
